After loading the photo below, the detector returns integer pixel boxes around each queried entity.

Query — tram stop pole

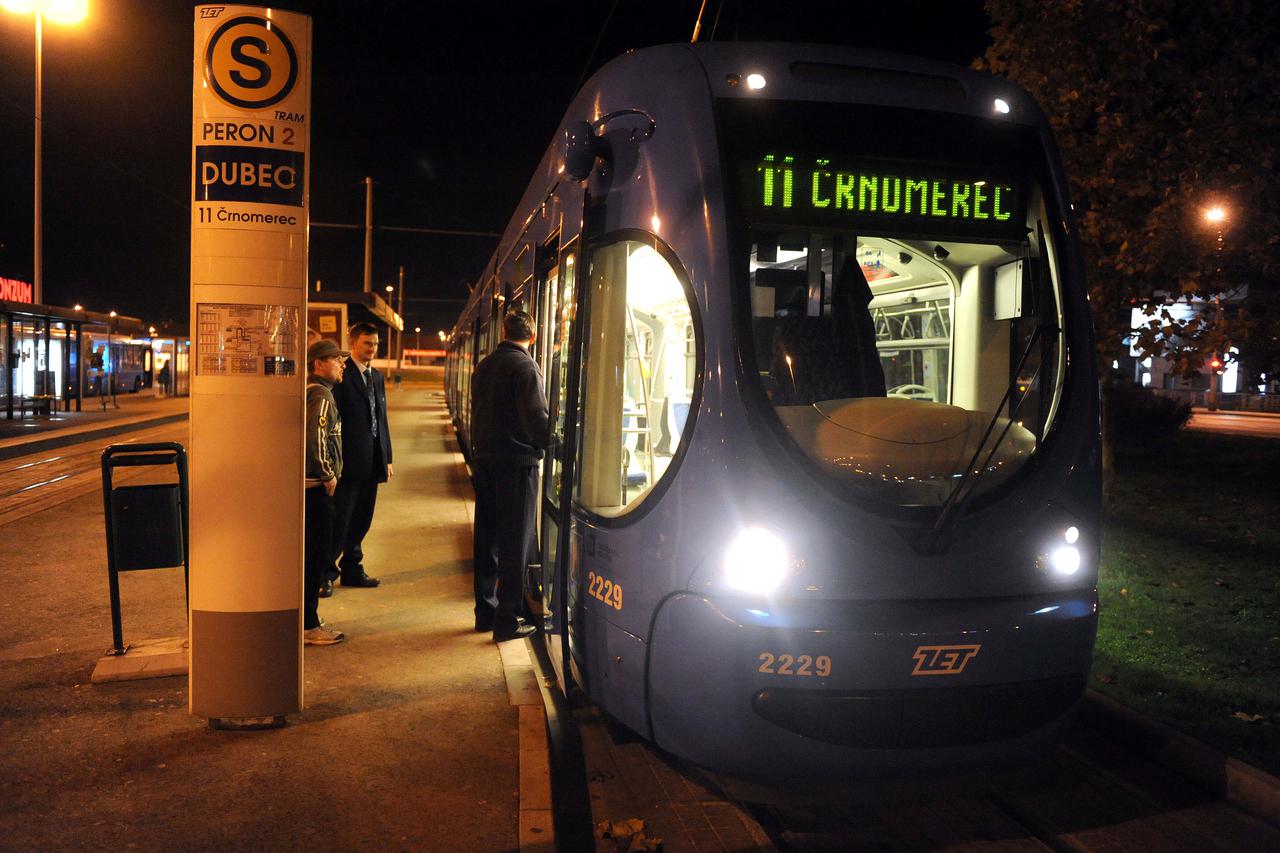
[189,5,313,728]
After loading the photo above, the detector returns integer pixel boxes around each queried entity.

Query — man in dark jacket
[470,310,550,642]
[304,339,348,645]
[329,322,393,591]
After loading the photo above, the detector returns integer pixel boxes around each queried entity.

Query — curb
[1191,407,1280,420]
[1081,689,1280,827]
[0,413,189,461]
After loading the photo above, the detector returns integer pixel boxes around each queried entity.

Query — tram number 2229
[758,652,832,677]
[586,571,623,611]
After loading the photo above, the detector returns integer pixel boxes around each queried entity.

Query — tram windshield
[722,100,1068,508]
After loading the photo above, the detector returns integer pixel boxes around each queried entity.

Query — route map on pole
[196,303,299,377]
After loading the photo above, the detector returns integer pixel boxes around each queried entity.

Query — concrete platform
[90,636,188,683]
[0,376,534,851]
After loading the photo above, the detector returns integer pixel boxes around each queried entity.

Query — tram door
[537,242,582,685]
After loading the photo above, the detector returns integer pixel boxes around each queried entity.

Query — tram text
[758,652,832,677]
[586,571,623,610]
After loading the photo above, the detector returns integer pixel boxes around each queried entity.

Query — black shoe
[340,572,380,588]
[493,624,536,642]
[318,578,334,598]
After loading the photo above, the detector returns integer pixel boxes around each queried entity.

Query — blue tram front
[449,43,1100,777]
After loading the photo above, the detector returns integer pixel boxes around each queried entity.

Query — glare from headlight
[1051,544,1081,575]
[723,528,788,594]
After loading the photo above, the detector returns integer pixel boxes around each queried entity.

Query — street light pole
[1203,205,1228,412]
[362,176,373,294]
[33,10,42,305]
[3,1,89,306]
[396,265,405,382]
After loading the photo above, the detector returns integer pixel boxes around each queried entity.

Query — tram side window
[578,240,696,517]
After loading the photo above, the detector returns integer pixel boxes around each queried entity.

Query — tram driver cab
[749,225,1060,508]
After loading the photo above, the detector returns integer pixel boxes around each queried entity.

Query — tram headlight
[723,527,789,594]
[1047,526,1082,576]
[1050,544,1081,575]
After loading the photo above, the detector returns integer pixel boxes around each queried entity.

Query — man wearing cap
[304,338,348,645]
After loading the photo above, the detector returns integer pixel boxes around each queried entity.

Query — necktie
[365,368,378,438]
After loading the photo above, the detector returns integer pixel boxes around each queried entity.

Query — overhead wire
[0,88,187,213]
[571,0,622,98]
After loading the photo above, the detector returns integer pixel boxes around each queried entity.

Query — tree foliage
[978,0,1280,384]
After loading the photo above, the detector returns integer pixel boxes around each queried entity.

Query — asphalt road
[1187,411,1280,438]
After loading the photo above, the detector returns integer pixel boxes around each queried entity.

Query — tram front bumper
[646,590,1097,777]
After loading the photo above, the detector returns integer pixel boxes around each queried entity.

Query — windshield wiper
[921,226,1058,555]
[920,321,1057,555]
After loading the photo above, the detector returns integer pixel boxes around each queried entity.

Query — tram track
[738,720,1280,852]
[0,422,188,527]
[534,670,1280,851]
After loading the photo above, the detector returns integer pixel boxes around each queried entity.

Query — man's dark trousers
[304,487,333,630]
[332,469,378,578]
[472,461,537,633]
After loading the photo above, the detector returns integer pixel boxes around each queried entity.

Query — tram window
[578,240,696,517]
[742,203,1065,507]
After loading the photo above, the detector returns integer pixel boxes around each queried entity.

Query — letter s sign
[204,15,298,110]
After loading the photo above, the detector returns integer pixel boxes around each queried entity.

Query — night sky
[0,0,990,338]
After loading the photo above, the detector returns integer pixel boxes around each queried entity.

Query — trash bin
[101,443,189,655]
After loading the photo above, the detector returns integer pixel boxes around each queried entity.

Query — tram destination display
[745,152,1026,240]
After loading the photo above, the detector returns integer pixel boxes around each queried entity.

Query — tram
[446,43,1100,777]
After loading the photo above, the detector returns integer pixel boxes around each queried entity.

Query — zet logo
[911,644,981,676]
[205,15,298,110]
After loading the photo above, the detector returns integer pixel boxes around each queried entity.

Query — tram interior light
[723,527,789,594]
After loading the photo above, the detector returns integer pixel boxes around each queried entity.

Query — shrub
[1106,382,1192,447]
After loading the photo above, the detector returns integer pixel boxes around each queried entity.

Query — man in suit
[328,322,392,592]
[470,310,550,642]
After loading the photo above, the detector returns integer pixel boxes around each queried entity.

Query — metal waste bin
[101,442,189,655]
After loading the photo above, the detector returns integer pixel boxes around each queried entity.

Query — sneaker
[493,624,536,643]
[304,626,345,645]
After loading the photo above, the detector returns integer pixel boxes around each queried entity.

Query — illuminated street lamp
[2,0,89,306]
[1202,205,1229,411]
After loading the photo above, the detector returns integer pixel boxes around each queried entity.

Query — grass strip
[1095,428,1280,774]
